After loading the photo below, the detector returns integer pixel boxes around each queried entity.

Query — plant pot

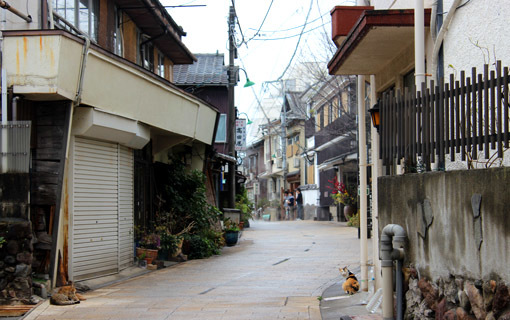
[225,231,239,247]
[343,205,356,220]
[136,248,158,264]
[239,221,244,230]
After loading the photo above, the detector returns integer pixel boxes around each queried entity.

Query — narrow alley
[26,220,366,320]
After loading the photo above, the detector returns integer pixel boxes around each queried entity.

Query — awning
[328,8,431,75]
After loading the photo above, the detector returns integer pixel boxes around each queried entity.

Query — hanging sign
[235,119,247,151]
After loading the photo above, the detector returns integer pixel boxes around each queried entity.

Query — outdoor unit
[293,158,300,168]
[276,159,283,169]
[276,149,282,158]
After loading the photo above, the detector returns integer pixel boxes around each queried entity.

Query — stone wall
[0,221,33,304]
[378,167,510,319]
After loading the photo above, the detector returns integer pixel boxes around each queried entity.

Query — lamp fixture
[237,112,253,125]
[238,67,255,88]
[368,101,380,132]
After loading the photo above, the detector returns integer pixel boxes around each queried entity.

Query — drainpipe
[430,0,462,82]
[414,0,426,89]
[0,1,32,23]
[47,0,54,29]
[1,8,7,173]
[380,224,406,320]
[370,75,382,290]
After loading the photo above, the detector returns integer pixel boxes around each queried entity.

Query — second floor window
[139,34,154,71]
[53,0,99,41]
[157,52,165,78]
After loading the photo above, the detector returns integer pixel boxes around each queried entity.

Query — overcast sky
[165,0,355,140]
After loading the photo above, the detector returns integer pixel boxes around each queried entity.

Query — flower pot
[343,205,356,220]
[136,248,158,264]
[225,231,239,247]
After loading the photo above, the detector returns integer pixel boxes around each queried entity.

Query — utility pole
[227,6,236,208]
[281,81,287,191]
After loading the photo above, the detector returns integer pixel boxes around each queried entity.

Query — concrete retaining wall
[378,167,510,283]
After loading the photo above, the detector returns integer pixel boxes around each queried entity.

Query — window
[294,135,299,143]
[215,114,227,143]
[53,0,99,41]
[157,51,165,77]
[113,6,123,56]
[287,137,293,146]
[139,33,154,71]
[328,101,333,124]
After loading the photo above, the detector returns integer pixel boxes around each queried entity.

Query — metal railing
[380,61,510,171]
[0,121,31,173]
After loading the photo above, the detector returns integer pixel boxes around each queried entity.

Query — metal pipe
[430,0,462,82]
[12,96,18,121]
[396,259,404,320]
[0,1,32,23]
[414,0,425,89]
[380,224,407,320]
[47,0,54,29]
[358,75,368,290]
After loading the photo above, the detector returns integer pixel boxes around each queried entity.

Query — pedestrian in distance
[295,188,303,220]
[282,190,289,220]
[286,190,295,220]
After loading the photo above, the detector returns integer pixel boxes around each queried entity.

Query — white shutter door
[73,138,120,281]
[118,146,133,270]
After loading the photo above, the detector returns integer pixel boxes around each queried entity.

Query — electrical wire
[247,12,328,33]
[277,0,314,81]
[245,0,274,43]
[252,22,327,41]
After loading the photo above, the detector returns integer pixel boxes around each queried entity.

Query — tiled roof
[173,53,228,86]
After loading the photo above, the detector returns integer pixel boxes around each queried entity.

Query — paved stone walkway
[26,220,366,320]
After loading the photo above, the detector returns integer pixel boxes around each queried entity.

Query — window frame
[215,114,227,143]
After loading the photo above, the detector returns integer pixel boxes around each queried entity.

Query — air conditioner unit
[276,159,283,169]
[276,149,282,158]
[294,158,300,167]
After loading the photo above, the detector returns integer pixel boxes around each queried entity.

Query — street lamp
[237,112,253,125]
[368,101,380,132]
[237,67,255,88]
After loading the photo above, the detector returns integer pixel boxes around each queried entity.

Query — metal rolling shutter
[72,137,134,280]
[118,146,134,270]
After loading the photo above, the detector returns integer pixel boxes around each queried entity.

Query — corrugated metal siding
[72,137,133,281]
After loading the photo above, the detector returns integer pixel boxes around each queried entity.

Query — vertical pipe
[382,263,394,320]
[227,6,236,208]
[370,75,382,289]
[414,0,425,89]
[396,259,404,320]
[358,76,368,291]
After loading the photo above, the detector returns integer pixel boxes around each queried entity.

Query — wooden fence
[380,61,510,171]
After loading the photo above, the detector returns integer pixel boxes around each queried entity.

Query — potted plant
[328,177,358,220]
[223,219,240,247]
[136,232,161,264]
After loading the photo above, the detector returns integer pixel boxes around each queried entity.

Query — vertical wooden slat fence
[380,61,510,171]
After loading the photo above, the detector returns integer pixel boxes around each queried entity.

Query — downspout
[50,35,90,287]
[430,0,462,82]
[380,224,406,320]
[0,1,32,23]
[414,0,426,89]
[1,8,7,173]
[47,0,54,29]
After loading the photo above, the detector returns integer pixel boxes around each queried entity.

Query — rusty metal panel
[0,121,31,173]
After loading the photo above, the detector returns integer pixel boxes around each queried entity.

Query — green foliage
[347,211,360,228]
[223,219,240,232]
[184,232,221,260]
[152,157,223,260]
[0,237,5,248]
[235,187,254,223]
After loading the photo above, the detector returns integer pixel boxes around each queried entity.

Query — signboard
[235,119,247,151]
[254,182,260,195]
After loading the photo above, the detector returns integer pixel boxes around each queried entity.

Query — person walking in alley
[286,190,295,220]
[295,188,303,220]
[282,190,289,220]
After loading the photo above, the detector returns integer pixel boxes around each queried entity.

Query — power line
[247,11,328,33]
[245,0,274,43]
[252,22,327,41]
[277,0,314,81]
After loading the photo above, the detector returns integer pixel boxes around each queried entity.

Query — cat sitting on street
[339,266,360,295]
[50,282,86,305]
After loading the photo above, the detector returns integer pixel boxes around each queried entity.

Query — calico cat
[339,266,360,295]
[50,282,86,305]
